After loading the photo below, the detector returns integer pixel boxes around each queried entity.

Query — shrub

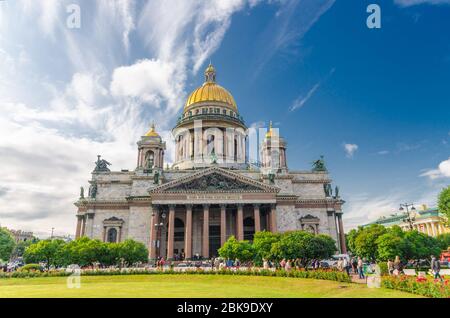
[18,264,43,272]
[382,276,450,298]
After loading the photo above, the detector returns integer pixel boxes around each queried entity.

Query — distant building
[365,205,449,237]
[8,229,34,243]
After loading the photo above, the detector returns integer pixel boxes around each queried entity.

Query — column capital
[219,203,227,209]
[237,203,244,209]
[253,203,261,209]
[185,204,193,210]
[202,203,210,209]
[168,204,176,210]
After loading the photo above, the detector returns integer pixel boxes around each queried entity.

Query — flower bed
[382,275,450,298]
[0,268,351,283]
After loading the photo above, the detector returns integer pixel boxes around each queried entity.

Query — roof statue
[312,155,327,172]
[94,155,111,172]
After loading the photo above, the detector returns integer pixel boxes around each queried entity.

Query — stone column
[202,204,209,258]
[270,204,277,233]
[220,204,227,246]
[150,206,160,260]
[185,205,193,259]
[80,216,86,236]
[336,212,347,254]
[431,222,437,237]
[167,205,175,260]
[237,204,244,240]
[254,204,261,233]
[75,215,83,239]
[425,223,431,236]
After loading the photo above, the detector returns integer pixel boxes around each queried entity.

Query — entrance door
[209,225,221,257]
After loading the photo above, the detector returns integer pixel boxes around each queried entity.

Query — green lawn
[0,274,421,298]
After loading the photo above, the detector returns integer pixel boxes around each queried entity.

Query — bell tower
[137,123,166,171]
[260,121,288,173]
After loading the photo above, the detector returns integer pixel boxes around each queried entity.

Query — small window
[223,109,227,115]
[202,108,207,114]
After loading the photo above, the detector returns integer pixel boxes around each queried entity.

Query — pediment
[149,167,279,193]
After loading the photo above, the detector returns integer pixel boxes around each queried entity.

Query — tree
[375,232,404,261]
[24,239,66,269]
[61,237,111,267]
[252,231,280,263]
[400,230,441,260]
[116,239,148,266]
[0,228,15,262]
[218,236,255,262]
[438,186,450,223]
[346,227,360,255]
[11,239,37,259]
[353,224,387,261]
[270,231,336,266]
[437,233,450,250]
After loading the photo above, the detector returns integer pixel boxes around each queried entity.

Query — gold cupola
[144,122,160,138]
[184,63,237,111]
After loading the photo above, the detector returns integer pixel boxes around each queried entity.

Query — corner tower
[136,123,166,171]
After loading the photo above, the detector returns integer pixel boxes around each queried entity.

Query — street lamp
[152,211,166,259]
[399,203,416,230]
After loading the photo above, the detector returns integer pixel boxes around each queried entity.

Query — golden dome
[144,122,160,137]
[184,63,237,111]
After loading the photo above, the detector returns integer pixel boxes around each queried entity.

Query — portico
[148,166,279,260]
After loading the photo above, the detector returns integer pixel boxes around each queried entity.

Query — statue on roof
[88,181,97,199]
[312,155,327,172]
[94,155,111,172]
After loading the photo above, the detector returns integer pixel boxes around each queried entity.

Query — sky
[0,0,449,237]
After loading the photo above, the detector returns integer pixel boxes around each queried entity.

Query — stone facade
[74,64,347,260]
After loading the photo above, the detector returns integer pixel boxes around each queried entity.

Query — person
[280,258,286,269]
[393,256,402,275]
[357,257,365,279]
[387,259,394,276]
[263,259,269,270]
[235,258,240,269]
[285,259,292,272]
[431,255,443,282]
[342,257,350,275]
[337,258,343,272]
[351,257,357,274]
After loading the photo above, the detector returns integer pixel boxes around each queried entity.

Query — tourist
[387,259,394,276]
[393,256,402,275]
[343,257,350,275]
[263,259,269,270]
[337,258,343,271]
[351,257,357,274]
[357,257,365,279]
[285,260,292,272]
[280,258,286,269]
[431,255,443,282]
[235,258,241,269]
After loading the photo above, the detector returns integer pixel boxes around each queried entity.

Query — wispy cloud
[343,143,359,158]
[0,0,258,235]
[420,157,450,180]
[377,150,390,155]
[290,83,320,112]
[252,0,335,78]
[289,67,335,112]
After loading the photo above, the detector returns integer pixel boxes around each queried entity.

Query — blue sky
[0,0,449,236]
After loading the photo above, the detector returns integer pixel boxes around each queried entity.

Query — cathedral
[74,64,347,260]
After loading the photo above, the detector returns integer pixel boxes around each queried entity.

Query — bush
[382,275,450,298]
[18,264,43,272]
[377,262,388,275]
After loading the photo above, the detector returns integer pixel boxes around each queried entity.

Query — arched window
[207,135,215,155]
[107,228,117,243]
[145,150,154,168]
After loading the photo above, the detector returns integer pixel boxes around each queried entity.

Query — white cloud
[394,0,450,7]
[0,0,259,236]
[377,150,389,155]
[420,157,450,180]
[343,143,358,158]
